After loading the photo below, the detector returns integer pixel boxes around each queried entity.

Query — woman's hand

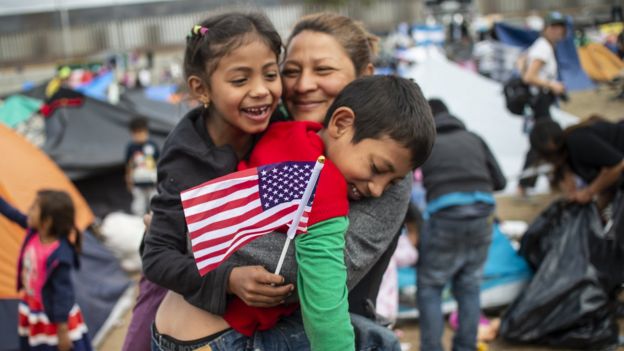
[568,188,593,204]
[548,81,566,96]
[228,266,294,307]
[56,323,72,351]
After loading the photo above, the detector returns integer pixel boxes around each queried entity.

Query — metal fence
[0,1,424,66]
[0,0,616,66]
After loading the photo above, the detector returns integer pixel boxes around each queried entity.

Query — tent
[578,42,624,82]
[404,56,578,193]
[41,87,184,217]
[0,125,131,351]
[494,21,596,91]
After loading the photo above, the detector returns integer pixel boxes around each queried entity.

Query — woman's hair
[183,12,282,84]
[37,190,81,252]
[287,12,379,75]
[530,116,609,186]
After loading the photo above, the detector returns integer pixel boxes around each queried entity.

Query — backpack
[503,77,531,115]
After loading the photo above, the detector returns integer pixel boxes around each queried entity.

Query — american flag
[181,161,318,276]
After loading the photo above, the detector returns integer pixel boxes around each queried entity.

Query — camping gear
[499,201,622,349]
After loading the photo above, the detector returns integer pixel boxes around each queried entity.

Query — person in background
[518,11,568,194]
[418,99,506,351]
[125,117,159,216]
[529,118,624,209]
[0,191,92,351]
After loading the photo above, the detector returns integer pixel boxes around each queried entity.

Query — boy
[417,99,506,351]
[125,117,159,216]
[225,75,436,350]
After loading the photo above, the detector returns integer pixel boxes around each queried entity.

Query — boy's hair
[288,12,378,76]
[129,117,149,133]
[37,190,81,252]
[427,98,449,117]
[184,12,282,84]
[323,75,436,169]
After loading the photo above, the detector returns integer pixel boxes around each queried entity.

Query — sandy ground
[96,86,624,350]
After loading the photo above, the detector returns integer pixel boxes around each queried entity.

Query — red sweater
[223,121,349,336]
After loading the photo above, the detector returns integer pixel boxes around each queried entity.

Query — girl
[140,12,284,350]
[0,190,91,351]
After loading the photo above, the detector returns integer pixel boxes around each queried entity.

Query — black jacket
[142,107,239,313]
[422,112,506,202]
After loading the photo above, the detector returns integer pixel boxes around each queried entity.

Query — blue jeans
[416,215,492,351]
[151,311,399,351]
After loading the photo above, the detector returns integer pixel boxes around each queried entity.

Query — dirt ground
[97,88,624,350]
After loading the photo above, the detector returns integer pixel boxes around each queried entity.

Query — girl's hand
[228,266,294,307]
[56,323,72,351]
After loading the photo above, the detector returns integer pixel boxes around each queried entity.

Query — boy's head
[427,98,449,117]
[129,117,150,143]
[321,75,435,200]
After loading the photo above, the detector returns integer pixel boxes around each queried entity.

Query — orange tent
[0,124,94,298]
[578,43,624,82]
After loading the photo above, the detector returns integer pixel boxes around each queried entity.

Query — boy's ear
[187,75,211,106]
[327,107,355,139]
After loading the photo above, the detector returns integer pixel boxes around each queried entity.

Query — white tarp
[405,56,579,194]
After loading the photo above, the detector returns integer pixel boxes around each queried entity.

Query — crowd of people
[2,7,623,351]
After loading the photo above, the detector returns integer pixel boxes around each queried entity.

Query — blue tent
[494,21,595,91]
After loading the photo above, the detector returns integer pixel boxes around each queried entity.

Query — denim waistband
[151,324,231,351]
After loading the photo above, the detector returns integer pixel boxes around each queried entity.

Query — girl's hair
[37,190,81,253]
[287,12,379,76]
[183,12,282,84]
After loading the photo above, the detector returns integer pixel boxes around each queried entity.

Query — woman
[138,13,409,351]
[530,118,624,208]
[519,12,568,193]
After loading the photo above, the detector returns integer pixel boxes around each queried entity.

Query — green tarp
[0,95,42,128]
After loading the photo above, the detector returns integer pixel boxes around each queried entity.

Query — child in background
[0,191,91,351]
[376,202,422,324]
[125,117,159,216]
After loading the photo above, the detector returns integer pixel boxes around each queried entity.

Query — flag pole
[274,156,325,276]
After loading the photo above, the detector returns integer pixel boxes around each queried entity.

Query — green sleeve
[295,217,355,351]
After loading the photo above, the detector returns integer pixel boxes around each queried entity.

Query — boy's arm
[0,197,27,228]
[295,217,355,351]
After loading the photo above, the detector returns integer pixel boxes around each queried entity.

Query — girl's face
[282,31,358,123]
[26,199,41,230]
[204,39,282,136]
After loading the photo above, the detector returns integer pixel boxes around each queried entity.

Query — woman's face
[282,30,358,123]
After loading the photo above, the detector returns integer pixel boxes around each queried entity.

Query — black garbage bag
[518,200,568,269]
[499,201,622,349]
